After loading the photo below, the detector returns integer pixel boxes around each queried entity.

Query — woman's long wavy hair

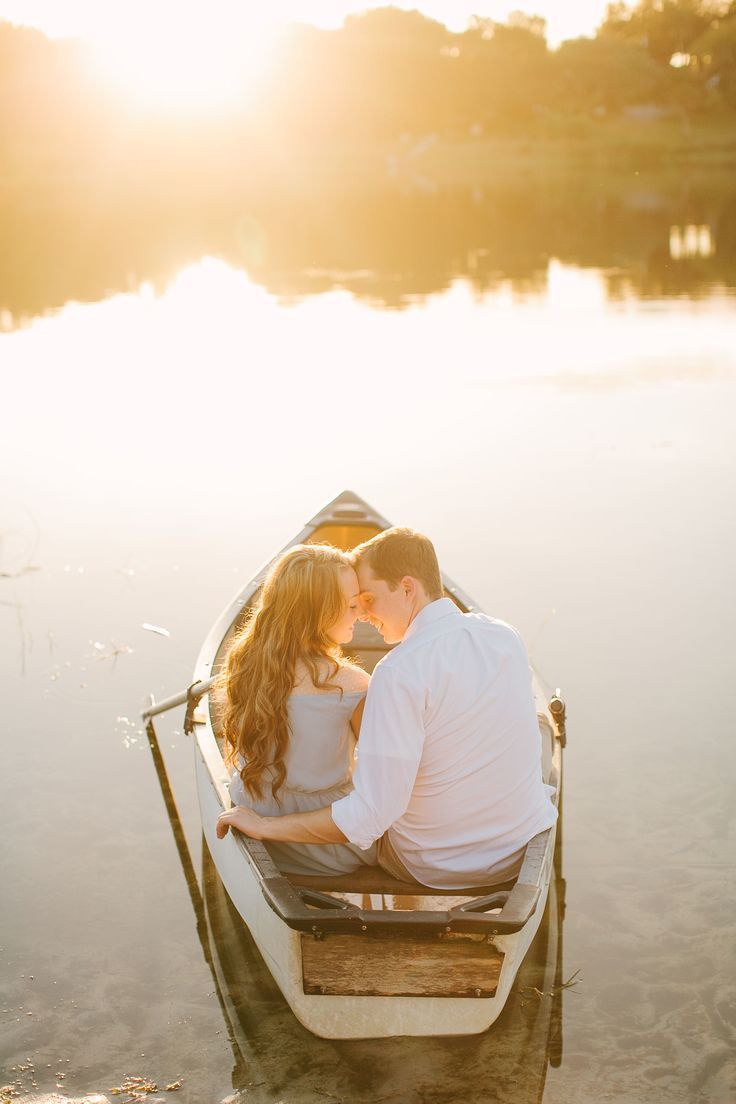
[218,543,353,803]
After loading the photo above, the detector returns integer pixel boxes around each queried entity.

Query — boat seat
[286,866,517,897]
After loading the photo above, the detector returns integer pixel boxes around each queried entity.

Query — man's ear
[401,575,415,599]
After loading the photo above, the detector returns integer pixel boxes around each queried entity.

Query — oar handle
[141,676,216,721]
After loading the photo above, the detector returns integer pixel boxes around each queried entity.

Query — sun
[90,10,277,114]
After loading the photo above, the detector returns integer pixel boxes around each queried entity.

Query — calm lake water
[2,170,736,1104]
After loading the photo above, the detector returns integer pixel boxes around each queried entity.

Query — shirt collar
[402,597,461,643]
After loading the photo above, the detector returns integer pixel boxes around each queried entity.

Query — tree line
[1,1,736,188]
[269,1,736,138]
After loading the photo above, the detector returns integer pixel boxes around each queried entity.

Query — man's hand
[215,804,348,844]
[216,805,268,840]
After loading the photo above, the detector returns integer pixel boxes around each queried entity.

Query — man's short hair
[351,527,444,601]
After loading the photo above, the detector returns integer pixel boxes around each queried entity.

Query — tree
[690,8,736,103]
[507,11,548,39]
[459,13,551,130]
[553,34,681,111]
[600,0,723,64]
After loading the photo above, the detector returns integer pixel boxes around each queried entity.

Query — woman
[216,542,376,875]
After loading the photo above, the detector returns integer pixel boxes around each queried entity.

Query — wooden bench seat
[286,865,517,897]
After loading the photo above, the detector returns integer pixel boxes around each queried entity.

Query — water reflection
[3,254,734,526]
[669,224,715,260]
[1,170,735,325]
[201,848,566,1104]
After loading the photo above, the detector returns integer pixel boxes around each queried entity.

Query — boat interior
[208,516,557,918]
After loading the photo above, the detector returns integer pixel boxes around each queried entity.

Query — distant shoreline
[378,116,736,186]
[1,115,735,207]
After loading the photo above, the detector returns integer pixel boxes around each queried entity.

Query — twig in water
[89,641,134,673]
[0,508,41,580]
[520,968,582,1002]
[558,968,582,991]
[0,599,30,676]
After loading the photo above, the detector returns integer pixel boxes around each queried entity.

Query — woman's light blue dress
[228,690,377,875]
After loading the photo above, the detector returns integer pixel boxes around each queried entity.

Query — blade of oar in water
[144,710,248,1078]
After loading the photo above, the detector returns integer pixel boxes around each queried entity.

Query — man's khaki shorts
[375,831,416,881]
[376,832,525,888]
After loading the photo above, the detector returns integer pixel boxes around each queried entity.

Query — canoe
[201,845,566,1099]
[191,490,565,1039]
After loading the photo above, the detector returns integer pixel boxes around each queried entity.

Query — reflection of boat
[202,843,567,1103]
[191,490,565,1039]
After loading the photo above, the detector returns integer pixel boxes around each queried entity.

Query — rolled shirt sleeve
[331,664,425,850]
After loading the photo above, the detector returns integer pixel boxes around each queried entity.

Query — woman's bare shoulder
[335,661,370,693]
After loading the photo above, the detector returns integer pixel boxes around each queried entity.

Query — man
[216,527,557,889]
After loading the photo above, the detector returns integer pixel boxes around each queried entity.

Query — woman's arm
[341,663,369,738]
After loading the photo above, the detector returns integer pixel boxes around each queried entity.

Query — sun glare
[90,12,277,113]
[1,0,617,105]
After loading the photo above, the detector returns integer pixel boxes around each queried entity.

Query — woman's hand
[216,805,268,840]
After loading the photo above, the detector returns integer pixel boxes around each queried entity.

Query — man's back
[332,598,557,888]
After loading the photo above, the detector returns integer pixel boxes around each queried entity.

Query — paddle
[143,703,249,1079]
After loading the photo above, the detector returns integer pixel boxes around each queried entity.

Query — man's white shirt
[331,598,557,888]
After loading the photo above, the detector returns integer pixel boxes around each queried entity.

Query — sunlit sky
[0,0,611,49]
[0,0,615,113]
